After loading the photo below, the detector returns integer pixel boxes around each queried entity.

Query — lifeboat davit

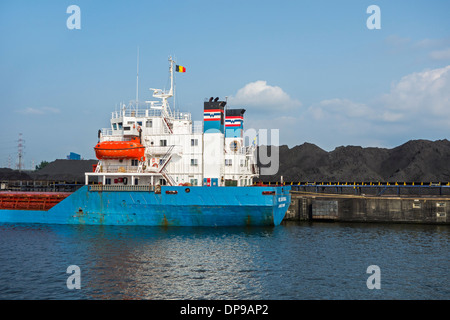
[94,136,145,160]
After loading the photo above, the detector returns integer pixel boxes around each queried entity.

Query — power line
[17,133,25,172]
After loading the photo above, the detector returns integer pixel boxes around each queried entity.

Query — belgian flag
[176,65,186,73]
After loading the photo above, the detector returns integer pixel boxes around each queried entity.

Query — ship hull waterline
[0,186,291,227]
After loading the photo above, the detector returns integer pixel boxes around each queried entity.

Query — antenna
[136,46,139,104]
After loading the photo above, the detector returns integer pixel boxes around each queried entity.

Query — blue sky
[1,0,450,168]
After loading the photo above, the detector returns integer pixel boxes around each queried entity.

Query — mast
[149,56,175,115]
[136,47,139,104]
[168,56,174,97]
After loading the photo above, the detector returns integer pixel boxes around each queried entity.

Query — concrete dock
[285,191,450,224]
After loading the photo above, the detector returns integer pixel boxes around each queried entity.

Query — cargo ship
[0,57,290,226]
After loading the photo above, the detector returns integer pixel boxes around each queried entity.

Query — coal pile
[0,168,33,181]
[258,139,450,183]
[30,159,98,182]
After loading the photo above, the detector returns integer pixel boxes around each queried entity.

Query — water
[0,221,448,300]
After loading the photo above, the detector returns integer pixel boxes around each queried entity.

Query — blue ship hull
[0,185,291,226]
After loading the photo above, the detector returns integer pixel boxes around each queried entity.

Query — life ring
[151,158,159,168]
[123,177,128,185]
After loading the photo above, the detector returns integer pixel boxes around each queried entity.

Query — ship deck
[0,191,72,211]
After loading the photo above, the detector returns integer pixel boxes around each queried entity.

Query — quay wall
[285,192,450,224]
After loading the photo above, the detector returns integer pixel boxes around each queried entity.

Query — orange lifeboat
[94,136,145,160]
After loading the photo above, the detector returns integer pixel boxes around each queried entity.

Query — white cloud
[274,65,450,149]
[227,66,450,150]
[384,35,411,53]
[310,65,450,123]
[380,111,404,122]
[20,107,45,115]
[381,65,450,117]
[42,107,60,114]
[307,98,404,123]
[385,35,450,62]
[17,106,61,115]
[309,98,373,120]
[413,37,450,49]
[228,80,301,112]
[429,48,450,61]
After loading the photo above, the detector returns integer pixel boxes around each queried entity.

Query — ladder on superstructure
[159,145,175,186]
[162,116,173,134]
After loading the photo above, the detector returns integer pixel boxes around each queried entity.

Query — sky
[1,0,449,169]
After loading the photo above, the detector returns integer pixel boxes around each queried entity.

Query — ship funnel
[225,108,246,138]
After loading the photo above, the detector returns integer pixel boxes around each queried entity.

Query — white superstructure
[85,57,259,187]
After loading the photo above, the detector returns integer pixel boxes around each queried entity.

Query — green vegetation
[35,161,49,171]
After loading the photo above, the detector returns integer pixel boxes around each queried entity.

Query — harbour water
[0,221,448,300]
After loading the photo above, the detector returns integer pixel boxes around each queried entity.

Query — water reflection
[1,222,449,299]
[62,226,278,299]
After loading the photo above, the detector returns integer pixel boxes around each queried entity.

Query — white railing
[111,106,191,121]
[89,185,155,192]
[173,111,191,120]
[96,165,141,173]
[101,128,113,136]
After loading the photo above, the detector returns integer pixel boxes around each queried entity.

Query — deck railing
[88,185,155,192]
[112,107,191,121]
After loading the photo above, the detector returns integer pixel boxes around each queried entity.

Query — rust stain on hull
[245,214,252,226]
[162,214,170,227]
